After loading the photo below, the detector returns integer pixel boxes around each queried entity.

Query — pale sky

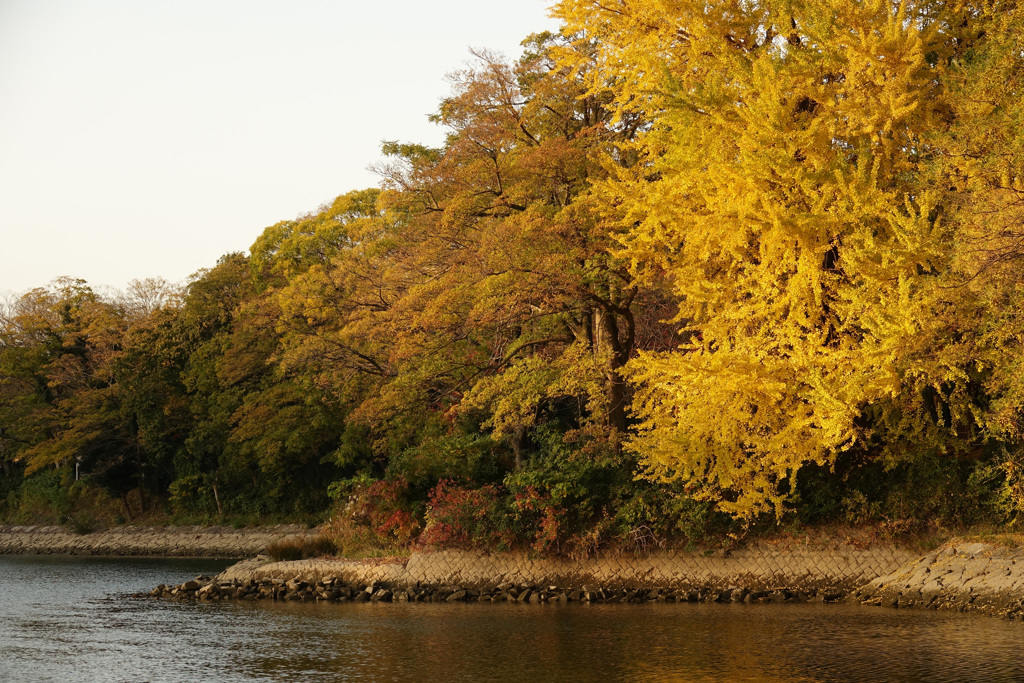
[0,0,558,295]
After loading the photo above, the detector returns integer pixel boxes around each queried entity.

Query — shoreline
[149,539,910,606]
[851,541,1024,618]
[153,539,1024,619]
[0,524,310,558]
[7,523,1024,619]
[216,540,919,594]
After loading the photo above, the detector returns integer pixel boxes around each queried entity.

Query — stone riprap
[852,541,1024,618]
[0,524,309,557]
[146,573,847,606]
[218,542,919,598]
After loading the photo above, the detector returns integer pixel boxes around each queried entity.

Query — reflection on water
[1,555,1022,682]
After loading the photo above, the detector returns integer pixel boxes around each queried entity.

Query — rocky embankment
[146,542,913,607]
[144,540,1024,619]
[0,524,309,557]
[145,573,846,605]
[853,541,1024,619]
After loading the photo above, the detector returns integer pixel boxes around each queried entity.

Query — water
[2,556,1023,682]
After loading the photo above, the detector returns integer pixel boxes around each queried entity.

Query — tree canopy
[3,3,1024,547]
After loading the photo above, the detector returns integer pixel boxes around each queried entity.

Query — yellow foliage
[554,0,1006,519]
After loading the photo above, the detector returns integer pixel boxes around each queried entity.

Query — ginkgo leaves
[552,0,1017,519]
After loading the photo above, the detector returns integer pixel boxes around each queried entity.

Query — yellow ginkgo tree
[554,0,1003,518]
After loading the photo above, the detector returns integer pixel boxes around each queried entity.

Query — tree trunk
[212,481,223,517]
[607,371,627,444]
[512,425,527,471]
[600,307,629,448]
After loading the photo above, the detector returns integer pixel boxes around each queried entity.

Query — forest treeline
[3,1,1024,552]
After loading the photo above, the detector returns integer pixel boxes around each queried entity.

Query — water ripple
[2,556,1023,682]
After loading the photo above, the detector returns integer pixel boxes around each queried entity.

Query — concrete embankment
[0,524,309,557]
[161,539,1024,618]
[853,541,1024,619]
[207,541,920,604]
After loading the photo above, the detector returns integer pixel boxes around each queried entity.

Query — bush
[64,511,99,535]
[167,474,219,518]
[421,479,517,550]
[5,471,123,528]
[502,424,635,555]
[793,448,1006,530]
[7,470,70,524]
[324,478,421,555]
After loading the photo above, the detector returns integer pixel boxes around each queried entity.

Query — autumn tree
[0,278,187,517]
[360,33,663,451]
[920,5,1024,513]
[554,0,1015,518]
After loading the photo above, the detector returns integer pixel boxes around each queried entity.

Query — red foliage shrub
[513,485,570,554]
[327,478,420,553]
[420,479,516,550]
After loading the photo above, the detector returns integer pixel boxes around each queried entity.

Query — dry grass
[948,526,1024,549]
[265,534,338,561]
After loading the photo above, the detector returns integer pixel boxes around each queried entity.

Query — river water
[2,556,1023,682]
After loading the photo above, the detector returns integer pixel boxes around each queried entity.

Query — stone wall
[0,524,308,557]
[212,541,1024,617]
[220,541,920,595]
[853,541,1024,618]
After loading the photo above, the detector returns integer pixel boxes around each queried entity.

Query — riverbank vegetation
[3,0,1024,555]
